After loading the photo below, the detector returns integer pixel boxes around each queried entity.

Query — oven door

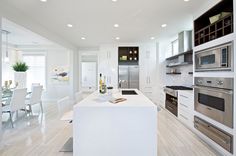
[195,50,221,71]
[194,86,233,128]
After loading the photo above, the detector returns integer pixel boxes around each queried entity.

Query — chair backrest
[10,88,27,112]
[57,96,72,117]
[75,91,83,103]
[29,85,43,104]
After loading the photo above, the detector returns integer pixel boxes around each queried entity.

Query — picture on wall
[51,66,69,84]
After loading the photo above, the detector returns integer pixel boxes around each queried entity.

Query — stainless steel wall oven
[194,77,234,128]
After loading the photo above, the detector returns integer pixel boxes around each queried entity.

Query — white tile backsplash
[165,65,193,87]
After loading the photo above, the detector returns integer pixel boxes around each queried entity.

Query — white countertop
[74,89,156,108]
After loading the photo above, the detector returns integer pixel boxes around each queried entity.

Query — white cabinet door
[139,43,157,100]
[98,45,118,89]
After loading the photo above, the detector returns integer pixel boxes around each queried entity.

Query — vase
[14,72,27,89]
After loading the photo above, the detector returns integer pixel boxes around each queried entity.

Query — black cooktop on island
[165,86,193,90]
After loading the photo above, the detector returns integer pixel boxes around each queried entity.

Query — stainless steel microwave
[195,42,233,72]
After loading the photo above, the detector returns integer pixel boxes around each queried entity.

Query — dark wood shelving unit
[166,73,181,75]
[118,47,139,65]
[194,0,233,46]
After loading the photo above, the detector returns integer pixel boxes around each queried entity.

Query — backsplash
[165,65,193,87]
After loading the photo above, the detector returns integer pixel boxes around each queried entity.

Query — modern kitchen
[0,0,236,156]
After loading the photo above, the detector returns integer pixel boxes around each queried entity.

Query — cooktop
[165,86,193,90]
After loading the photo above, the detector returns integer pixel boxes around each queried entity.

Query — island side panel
[73,106,157,156]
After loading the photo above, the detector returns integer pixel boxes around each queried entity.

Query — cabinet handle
[180,95,188,99]
[180,103,188,108]
[180,114,188,120]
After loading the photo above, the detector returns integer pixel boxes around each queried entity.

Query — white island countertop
[73,89,158,156]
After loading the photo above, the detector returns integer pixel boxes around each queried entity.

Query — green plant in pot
[12,62,29,88]
[12,62,29,72]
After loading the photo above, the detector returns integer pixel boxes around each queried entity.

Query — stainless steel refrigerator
[118,65,139,89]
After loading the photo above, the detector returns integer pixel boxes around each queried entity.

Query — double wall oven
[194,41,234,154]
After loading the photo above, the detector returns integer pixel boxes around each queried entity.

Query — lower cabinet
[178,90,194,129]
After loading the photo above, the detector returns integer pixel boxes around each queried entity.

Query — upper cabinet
[98,45,118,88]
[194,0,234,47]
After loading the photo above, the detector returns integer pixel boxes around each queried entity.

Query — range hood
[166,30,193,67]
[178,30,192,53]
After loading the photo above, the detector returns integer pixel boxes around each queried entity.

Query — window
[22,54,46,89]
[172,39,179,56]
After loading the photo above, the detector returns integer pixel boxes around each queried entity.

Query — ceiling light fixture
[112,0,117,2]
[81,37,86,40]
[114,24,119,28]
[150,37,155,40]
[161,24,167,28]
[67,24,73,28]
[115,37,120,40]
[184,0,189,2]
[2,30,10,63]
[40,0,47,2]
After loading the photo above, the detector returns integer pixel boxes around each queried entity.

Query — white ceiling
[2,18,53,46]
[2,0,206,47]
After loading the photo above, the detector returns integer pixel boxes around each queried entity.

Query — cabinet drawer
[142,87,153,92]
[178,109,193,128]
[179,90,193,98]
[179,100,193,112]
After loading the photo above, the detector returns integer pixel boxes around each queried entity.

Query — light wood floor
[0,102,219,156]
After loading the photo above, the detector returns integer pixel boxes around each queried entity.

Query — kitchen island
[73,89,158,156]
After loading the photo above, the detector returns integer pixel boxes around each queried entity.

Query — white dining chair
[75,91,83,104]
[25,85,43,115]
[2,88,27,128]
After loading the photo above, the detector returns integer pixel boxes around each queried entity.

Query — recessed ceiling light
[115,37,120,40]
[161,24,167,28]
[81,37,86,40]
[150,37,155,40]
[40,0,47,2]
[114,24,119,28]
[112,0,117,2]
[184,0,189,2]
[67,24,73,28]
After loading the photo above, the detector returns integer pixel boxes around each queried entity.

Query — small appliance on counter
[164,86,193,116]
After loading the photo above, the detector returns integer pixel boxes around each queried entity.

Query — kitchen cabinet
[98,45,118,88]
[178,90,194,129]
[139,43,157,101]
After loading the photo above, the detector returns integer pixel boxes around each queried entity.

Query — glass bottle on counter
[99,73,103,93]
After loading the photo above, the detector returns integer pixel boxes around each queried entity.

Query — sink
[122,90,138,95]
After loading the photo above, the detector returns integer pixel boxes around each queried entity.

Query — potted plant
[12,62,29,89]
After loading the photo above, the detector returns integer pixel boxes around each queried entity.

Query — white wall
[4,46,72,102]
[0,15,3,143]
[78,48,99,92]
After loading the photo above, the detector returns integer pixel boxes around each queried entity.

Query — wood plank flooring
[0,102,219,156]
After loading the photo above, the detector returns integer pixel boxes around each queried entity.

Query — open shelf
[194,0,233,46]
[166,73,182,75]
[118,47,139,65]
